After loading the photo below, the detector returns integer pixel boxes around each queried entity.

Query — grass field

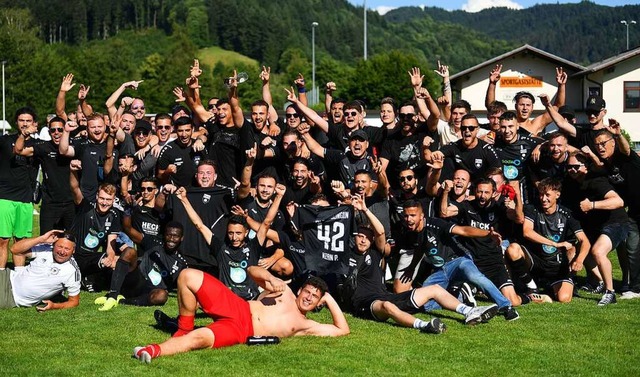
[197,46,259,70]
[2,219,639,376]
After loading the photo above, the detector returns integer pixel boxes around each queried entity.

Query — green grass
[197,46,259,70]
[3,217,639,376]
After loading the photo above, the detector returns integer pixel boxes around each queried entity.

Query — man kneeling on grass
[133,266,349,363]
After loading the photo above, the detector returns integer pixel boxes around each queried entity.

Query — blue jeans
[422,256,511,311]
[619,217,640,291]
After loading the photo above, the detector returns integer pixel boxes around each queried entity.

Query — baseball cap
[558,105,575,119]
[134,120,152,133]
[585,96,606,112]
[348,129,369,141]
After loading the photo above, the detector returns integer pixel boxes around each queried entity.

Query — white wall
[598,56,640,142]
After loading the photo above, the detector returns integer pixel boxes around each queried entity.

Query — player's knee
[380,301,399,315]
[121,247,138,264]
[275,258,293,276]
[149,289,169,305]
[505,243,523,260]
[556,291,572,303]
[188,329,215,350]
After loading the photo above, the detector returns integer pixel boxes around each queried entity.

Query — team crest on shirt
[202,194,211,204]
[488,213,495,222]
[50,267,60,275]
[475,159,483,169]
[365,254,371,265]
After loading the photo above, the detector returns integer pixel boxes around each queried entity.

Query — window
[624,81,640,112]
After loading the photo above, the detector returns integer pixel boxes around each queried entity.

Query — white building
[450,44,640,147]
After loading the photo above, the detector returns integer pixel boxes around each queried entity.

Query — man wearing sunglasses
[591,129,640,299]
[433,114,502,182]
[14,116,75,234]
[562,152,628,305]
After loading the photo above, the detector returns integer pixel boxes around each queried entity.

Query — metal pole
[621,20,636,50]
[312,22,318,106]
[2,61,5,135]
[364,0,367,61]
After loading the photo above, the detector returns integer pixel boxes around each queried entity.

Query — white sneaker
[620,291,640,300]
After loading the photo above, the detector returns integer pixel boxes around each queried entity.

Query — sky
[348,0,636,14]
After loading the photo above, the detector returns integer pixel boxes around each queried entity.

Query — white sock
[413,318,428,329]
[526,280,538,290]
[456,304,471,316]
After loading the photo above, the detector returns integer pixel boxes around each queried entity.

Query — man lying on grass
[2,230,80,311]
[133,266,349,363]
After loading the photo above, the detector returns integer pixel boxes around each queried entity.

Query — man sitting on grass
[133,266,349,363]
[1,230,80,311]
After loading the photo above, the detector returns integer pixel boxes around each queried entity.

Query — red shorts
[196,272,254,348]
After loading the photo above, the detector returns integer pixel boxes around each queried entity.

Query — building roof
[450,44,587,81]
[573,46,640,76]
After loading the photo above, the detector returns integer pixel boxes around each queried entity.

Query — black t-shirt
[326,124,386,150]
[205,120,250,188]
[388,186,435,240]
[380,131,428,189]
[600,151,640,219]
[440,139,502,181]
[324,149,372,189]
[70,199,122,253]
[452,199,508,269]
[523,204,583,264]
[137,237,188,290]
[561,176,628,233]
[274,150,325,186]
[72,138,114,200]
[165,185,236,267]
[351,247,388,308]
[494,135,540,183]
[32,141,72,204]
[239,196,286,236]
[209,235,260,300]
[127,204,165,250]
[397,217,459,268]
[295,204,354,276]
[276,230,307,278]
[570,125,599,151]
[0,134,38,203]
[157,140,208,188]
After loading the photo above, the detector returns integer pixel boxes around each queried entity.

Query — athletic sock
[413,318,429,330]
[511,258,534,288]
[518,293,532,305]
[107,259,130,299]
[173,315,195,337]
[122,294,151,306]
[140,344,161,359]
[455,304,471,316]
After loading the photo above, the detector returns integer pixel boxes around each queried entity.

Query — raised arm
[298,122,326,158]
[10,229,61,257]
[532,68,566,134]
[539,93,576,137]
[301,291,350,337]
[228,70,245,128]
[285,87,329,133]
[294,73,308,107]
[580,189,624,213]
[56,73,75,121]
[14,124,38,157]
[325,82,336,114]
[69,160,84,205]
[425,154,444,197]
[78,84,93,117]
[485,64,501,109]
[439,180,459,218]
[105,80,143,119]
[607,119,631,156]
[352,194,386,253]
[256,184,286,246]
[434,61,452,122]
[238,143,256,201]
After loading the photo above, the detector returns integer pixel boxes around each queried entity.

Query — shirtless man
[133,266,349,363]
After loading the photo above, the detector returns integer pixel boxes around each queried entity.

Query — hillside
[384,2,640,65]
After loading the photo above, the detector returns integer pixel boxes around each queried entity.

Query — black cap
[558,105,575,119]
[585,96,606,112]
[171,105,191,117]
[348,129,369,142]
[134,120,152,133]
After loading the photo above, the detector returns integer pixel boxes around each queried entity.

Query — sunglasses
[567,164,584,171]
[132,106,145,111]
[460,126,478,132]
[207,104,217,110]
[286,113,300,118]
[594,138,613,148]
[140,186,156,192]
[134,130,150,136]
[344,111,358,117]
[585,110,601,117]
[156,125,172,130]
[399,175,414,182]
[50,128,64,133]
[399,113,416,119]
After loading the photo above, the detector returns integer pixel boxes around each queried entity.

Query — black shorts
[353,290,420,321]
[74,251,108,276]
[476,262,513,290]
[522,245,572,287]
[120,268,159,298]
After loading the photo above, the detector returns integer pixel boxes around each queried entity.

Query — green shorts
[0,269,16,309]
[0,199,33,238]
